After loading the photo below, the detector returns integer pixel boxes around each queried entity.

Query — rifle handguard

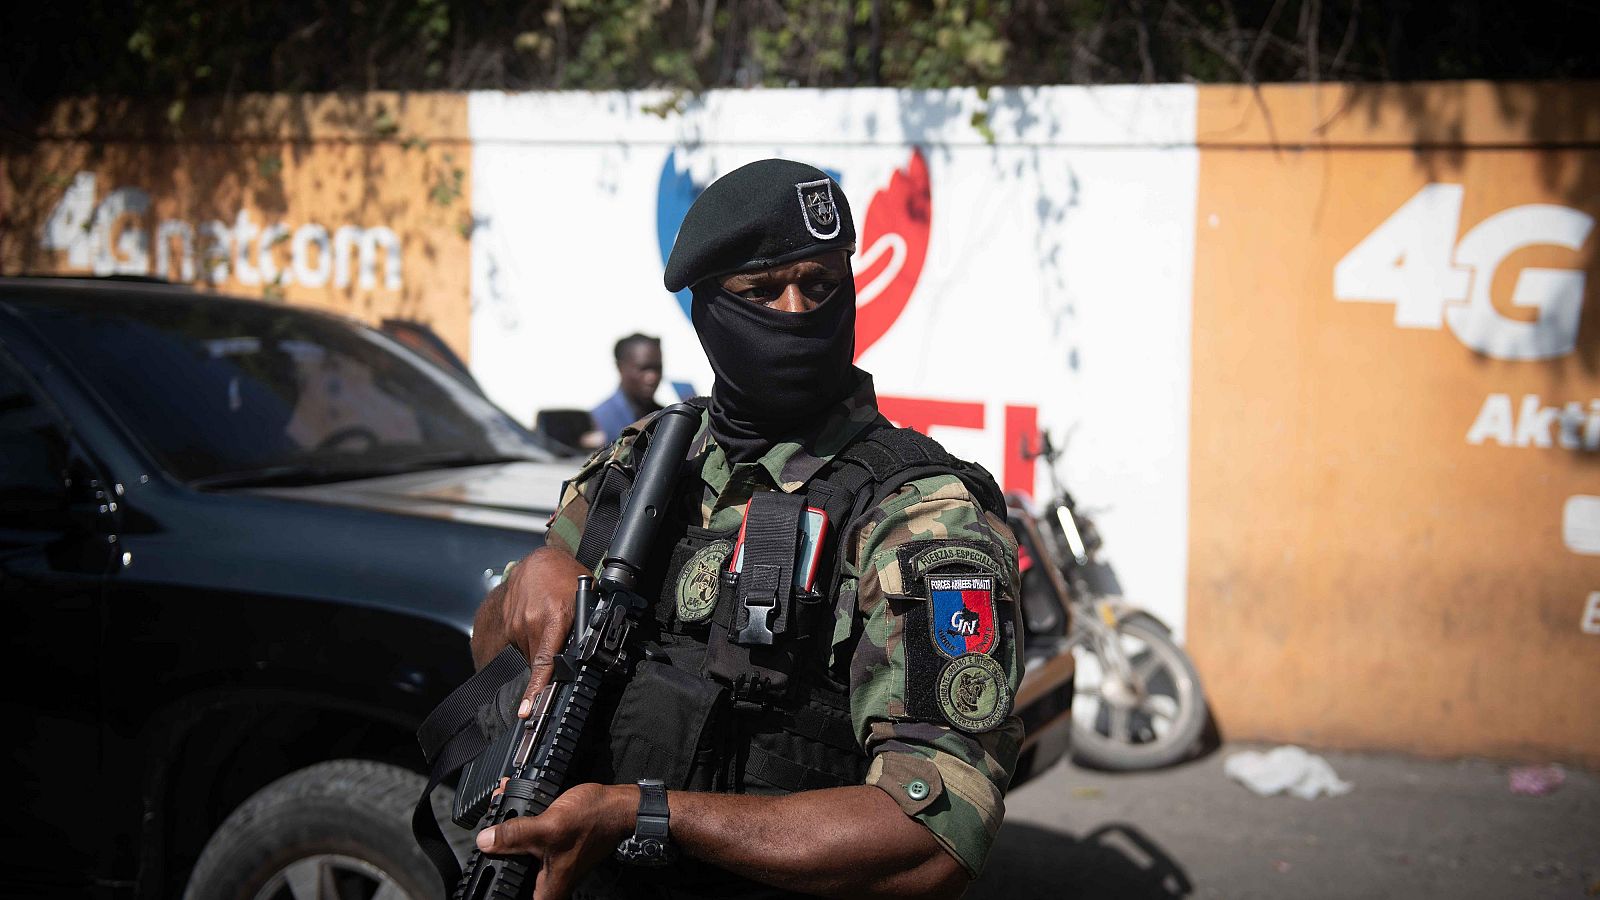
[435,401,703,900]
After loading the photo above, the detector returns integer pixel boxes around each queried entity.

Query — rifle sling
[411,643,527,891]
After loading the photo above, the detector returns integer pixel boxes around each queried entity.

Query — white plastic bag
[1224,745,1353,799]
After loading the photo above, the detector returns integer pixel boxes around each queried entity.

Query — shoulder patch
[893,540,1017,732]
[937,653,1012,733]
[903,543,1004,582]
[895,539,1009,596]
[928,574,997,658]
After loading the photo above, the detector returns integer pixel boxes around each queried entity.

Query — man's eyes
[732,280,840,304]
[803,280,840,299]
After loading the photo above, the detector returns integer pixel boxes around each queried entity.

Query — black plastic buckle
[735,580,779,645]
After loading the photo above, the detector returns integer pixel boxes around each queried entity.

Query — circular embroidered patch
[937,653,1010,733]
[675,540,732,625]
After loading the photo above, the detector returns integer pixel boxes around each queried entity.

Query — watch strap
[635,779,670,840]
[615,779,676,866]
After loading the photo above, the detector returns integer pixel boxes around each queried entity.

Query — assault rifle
[413,403,701,900]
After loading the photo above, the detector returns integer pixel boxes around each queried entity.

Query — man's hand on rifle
[476,781,968,900]
[471,546,591,717]
[473,782,635,900]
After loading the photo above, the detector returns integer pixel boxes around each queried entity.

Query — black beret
[664,158,856,293]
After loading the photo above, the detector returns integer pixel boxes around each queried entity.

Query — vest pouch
[704,570,800,701]
[603,657,728,790]
[742,698,870,795]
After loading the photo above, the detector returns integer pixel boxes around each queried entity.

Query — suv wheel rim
[254,853,413,900]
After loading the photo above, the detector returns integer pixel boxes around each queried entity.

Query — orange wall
[0,93,473,357]
[1189,82,1600,763]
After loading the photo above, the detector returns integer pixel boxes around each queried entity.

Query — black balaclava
[664,159,860,463]
[690,277,857,462]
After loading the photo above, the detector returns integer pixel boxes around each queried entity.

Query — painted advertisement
[5,82,1595,762]
[466,86,1199,636]
[1187,82,1600,762]
[1,94,474,352]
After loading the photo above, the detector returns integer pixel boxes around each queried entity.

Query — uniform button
[906,779,929,801]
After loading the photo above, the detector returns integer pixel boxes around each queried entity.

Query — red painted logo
[853,148,931,361]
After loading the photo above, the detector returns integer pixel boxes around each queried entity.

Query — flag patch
[928,574,997,659]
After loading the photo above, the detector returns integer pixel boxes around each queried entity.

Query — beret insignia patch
[676,539,732,625]
[795,178,842,240]
[937,653,1011,733]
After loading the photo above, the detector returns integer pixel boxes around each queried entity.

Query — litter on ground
[1224,745,1354,799]
[1508,764,1566,796]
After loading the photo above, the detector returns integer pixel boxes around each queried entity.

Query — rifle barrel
[599,403,700,595]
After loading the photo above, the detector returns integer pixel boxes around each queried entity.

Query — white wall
[468,86,1198,636]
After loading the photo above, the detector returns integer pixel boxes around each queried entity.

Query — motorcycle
[1009,431,1210,771]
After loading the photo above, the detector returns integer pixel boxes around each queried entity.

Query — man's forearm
[470,582,507,669]
[638,784,967,899]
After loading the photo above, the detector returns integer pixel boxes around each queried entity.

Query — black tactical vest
[414,406,1009,899]
[568,406,1007,806]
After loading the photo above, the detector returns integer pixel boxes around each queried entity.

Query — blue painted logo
[656,149,708,320]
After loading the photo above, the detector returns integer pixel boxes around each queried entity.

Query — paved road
[969,744,1598,899]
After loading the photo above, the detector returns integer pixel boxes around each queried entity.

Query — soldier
[470,158,1022,899]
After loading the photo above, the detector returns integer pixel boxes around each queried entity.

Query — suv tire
[184,759,469,900]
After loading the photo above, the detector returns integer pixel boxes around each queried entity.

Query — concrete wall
[4,81,1595,763]
[0,93,474,351]
[1187,82,1600,764]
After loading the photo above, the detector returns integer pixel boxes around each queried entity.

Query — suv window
[9,293,550,486]
[0,350,70,528]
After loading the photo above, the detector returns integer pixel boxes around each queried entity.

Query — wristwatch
[614,779,676,866]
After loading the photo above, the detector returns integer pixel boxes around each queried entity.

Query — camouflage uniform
[546,373,1023,878]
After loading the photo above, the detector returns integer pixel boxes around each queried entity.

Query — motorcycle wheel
[1069,613,1207,771]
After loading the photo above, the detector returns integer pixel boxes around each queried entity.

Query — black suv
[0,277,1073,898]
[0,278,564,897]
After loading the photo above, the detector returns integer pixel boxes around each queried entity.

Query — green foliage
[878,0,1009,88]
[256,154,284,183]
[640,89,691,119]
[969,109,995,145]
[4,0,1597,113]
[370,105,401,139]
[429,153,465,207]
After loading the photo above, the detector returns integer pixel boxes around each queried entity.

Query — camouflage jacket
[545,373,1024,878]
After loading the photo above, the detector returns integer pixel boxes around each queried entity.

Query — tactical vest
[568,403,1008,802]
[412,405,1010,898]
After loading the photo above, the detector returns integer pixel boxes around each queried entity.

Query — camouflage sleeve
[843,473,1025,878]
[542,451,603,558]
[542,432,640,557]
[546,409,707,557]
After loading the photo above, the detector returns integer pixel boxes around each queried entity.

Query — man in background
[590,333,664,443]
